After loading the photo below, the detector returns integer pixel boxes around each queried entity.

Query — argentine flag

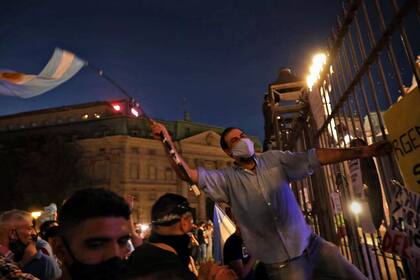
[213,204,236,264]
[0,48,85,98]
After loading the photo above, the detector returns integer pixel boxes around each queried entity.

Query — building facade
[0,99,261,223]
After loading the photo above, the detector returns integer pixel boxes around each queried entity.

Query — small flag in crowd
[0,48,85,98]
[213,204,236,264]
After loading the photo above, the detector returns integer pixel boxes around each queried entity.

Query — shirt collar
[233,156,259,174]
[0,244,13,260]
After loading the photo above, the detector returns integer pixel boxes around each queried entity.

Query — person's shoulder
[0,255,39,279]
[130,242,178,259]
[126,242,186,277]
[256,150,278,161]
[225,233,241,246]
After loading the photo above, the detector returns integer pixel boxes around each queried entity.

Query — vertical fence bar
[389,0,420,85]
[360,1,394,107]
[372,0,406,96]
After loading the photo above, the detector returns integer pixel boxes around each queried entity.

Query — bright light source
[112,104,121,111]
[81,114,89,120]
[343,134,352,145]
[131,107,139,117]
[140,224,149,232]
[306,52,328,91]
[94,113,101,119]
[350,201,362,215]
[31,211,42,219]
[306,74,316,91]
[312,53,327,66]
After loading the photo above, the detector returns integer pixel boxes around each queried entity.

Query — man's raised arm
[150,121,199,184]
[315,140,393,165]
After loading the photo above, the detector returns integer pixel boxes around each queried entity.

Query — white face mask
[230,138,255,160]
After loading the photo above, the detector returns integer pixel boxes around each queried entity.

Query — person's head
[151,193,193,235]
[220,127,255,161]
[205,221,213,230]
[39,220,59,244]
[53,187,131,279]
[0,209,36,262]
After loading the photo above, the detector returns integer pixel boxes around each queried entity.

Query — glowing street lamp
[350,201,362,215]
[31,211,42,220]
[131,107,139,117]
[140,224,149,232]
[306,52,327,91]
[112,104,122,112]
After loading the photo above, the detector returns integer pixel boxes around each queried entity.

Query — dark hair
[219,127,240,150]
[58,188,130,235]
[39,220,60,240]
[125,243,197,279]
[151,193,191,226]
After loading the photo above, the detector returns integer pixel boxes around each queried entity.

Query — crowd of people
[0,122,391,280]
[0,188,241,280]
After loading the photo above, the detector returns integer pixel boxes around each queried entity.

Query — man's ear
[8,228,17,240]
[180,216,188,233]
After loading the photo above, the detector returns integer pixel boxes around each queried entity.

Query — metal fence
[266,0,419,279]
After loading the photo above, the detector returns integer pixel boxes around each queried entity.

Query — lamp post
[31,211,42,233]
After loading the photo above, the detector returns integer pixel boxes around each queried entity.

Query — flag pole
[85,61,200,196]
[85,63,133,100]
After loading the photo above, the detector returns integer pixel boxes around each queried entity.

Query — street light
[350,201,362,215]
[140,224,149,232]
[31,211,42,232]
[306,52,327,91]
[31,211,42,220]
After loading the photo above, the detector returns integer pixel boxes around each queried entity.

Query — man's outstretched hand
[366,140,393,157]
[150,120,170,140]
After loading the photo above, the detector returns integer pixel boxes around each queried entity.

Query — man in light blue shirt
[152,122,391,280]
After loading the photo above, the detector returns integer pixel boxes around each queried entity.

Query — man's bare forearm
[151,121,199,184]
[316,146,369,165]
[163,137,199,184]
[315,140,392,165]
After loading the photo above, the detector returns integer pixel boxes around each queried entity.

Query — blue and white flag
[0,48,85,98]
[213,204,236,264]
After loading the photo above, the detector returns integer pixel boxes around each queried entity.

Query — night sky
[0,0,341,140]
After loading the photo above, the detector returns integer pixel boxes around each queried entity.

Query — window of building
[148,165,157,180]
[130,164,140,180]
[148,149,156,155]
[131,147,140,154]
[130,130,140,137]
[165,167,173,181]
[94,161,108,180]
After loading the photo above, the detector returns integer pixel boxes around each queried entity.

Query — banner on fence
[382,181,420,276]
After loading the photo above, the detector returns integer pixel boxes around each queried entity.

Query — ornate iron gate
[264,0,419,279]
